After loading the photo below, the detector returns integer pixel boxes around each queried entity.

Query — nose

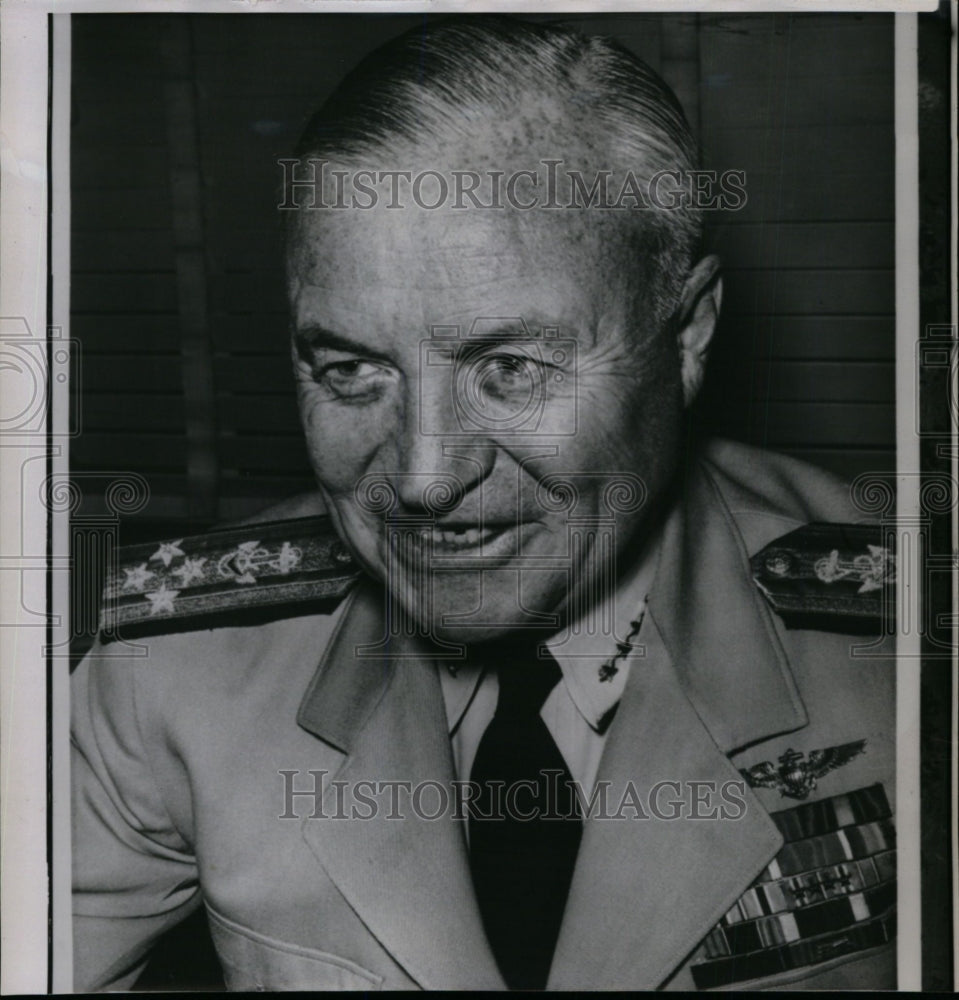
[392,368,496,512]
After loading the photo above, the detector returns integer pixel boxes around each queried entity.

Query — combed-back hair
[289,15,703,324]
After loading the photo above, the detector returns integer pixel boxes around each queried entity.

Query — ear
[675,255,722,408]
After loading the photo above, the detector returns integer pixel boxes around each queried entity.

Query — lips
[428,521,517,552]
[383,519,528,562]
[427,525,499,550]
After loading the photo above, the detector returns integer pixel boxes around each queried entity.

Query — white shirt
[439,533,661,793]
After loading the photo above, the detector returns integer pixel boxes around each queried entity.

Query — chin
[431,624,530,648]
[394,570,566,649]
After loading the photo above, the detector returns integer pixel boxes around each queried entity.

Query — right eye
[312,359,393,402]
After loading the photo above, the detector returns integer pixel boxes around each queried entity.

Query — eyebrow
[470,326,536,341]
[458,320,566,342]
[293,325,394,363]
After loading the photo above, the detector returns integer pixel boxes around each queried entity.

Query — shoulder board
[100,515,361,638]
[751,522,894,633]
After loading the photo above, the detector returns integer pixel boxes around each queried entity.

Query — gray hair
[288,16,703,326]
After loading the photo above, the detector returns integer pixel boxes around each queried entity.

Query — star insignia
[172,556,207,586]
[122,563,155,591]
[150,540,185,567]
[144,585,180,616]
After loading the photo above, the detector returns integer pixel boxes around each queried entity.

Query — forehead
[287,199,643,341]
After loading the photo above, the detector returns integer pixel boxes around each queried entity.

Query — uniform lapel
[548,459,809,989]
[295,581,505,990]
[293,459,811,990]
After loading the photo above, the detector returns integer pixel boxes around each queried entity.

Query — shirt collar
[439,659,486,736]
[438,529,662,735]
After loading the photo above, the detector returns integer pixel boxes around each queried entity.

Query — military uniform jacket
[72,439,897,990]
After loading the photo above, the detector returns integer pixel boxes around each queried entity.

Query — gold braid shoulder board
[750,522,894,633]
[100,515,361,639]
[100,518,892,639]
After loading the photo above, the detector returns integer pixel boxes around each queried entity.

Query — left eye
[483,355,529,377]
[471,353,541,397]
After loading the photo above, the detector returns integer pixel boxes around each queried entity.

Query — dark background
[70,11,897,543]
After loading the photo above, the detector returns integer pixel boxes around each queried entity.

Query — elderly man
[72,17,897,991]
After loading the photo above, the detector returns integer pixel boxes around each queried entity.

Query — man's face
[288,194,686,644]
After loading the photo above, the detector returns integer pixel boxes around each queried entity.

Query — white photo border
[0,0,949,993]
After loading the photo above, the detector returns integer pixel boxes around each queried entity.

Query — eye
[312,358,392,401]
[470,352,543,400]
[484,354,529,378]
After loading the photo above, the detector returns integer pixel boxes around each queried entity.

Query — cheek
[297,393,389,495]
[543,370,683,511]
[566,387,673,467]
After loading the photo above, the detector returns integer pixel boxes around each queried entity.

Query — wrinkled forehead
[285,196,650,345]
[284,100,668,278]
[289,193,619,275]
[282,117,672,343]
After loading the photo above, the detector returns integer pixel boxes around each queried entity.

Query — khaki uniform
[72,439,896,990]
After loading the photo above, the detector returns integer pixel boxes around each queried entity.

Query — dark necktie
[468,645,583,990]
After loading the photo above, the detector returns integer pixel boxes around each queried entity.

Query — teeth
[421,525,503,549]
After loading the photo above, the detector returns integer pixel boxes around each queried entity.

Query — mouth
[427,522,515,554]
[389,520,528,561]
